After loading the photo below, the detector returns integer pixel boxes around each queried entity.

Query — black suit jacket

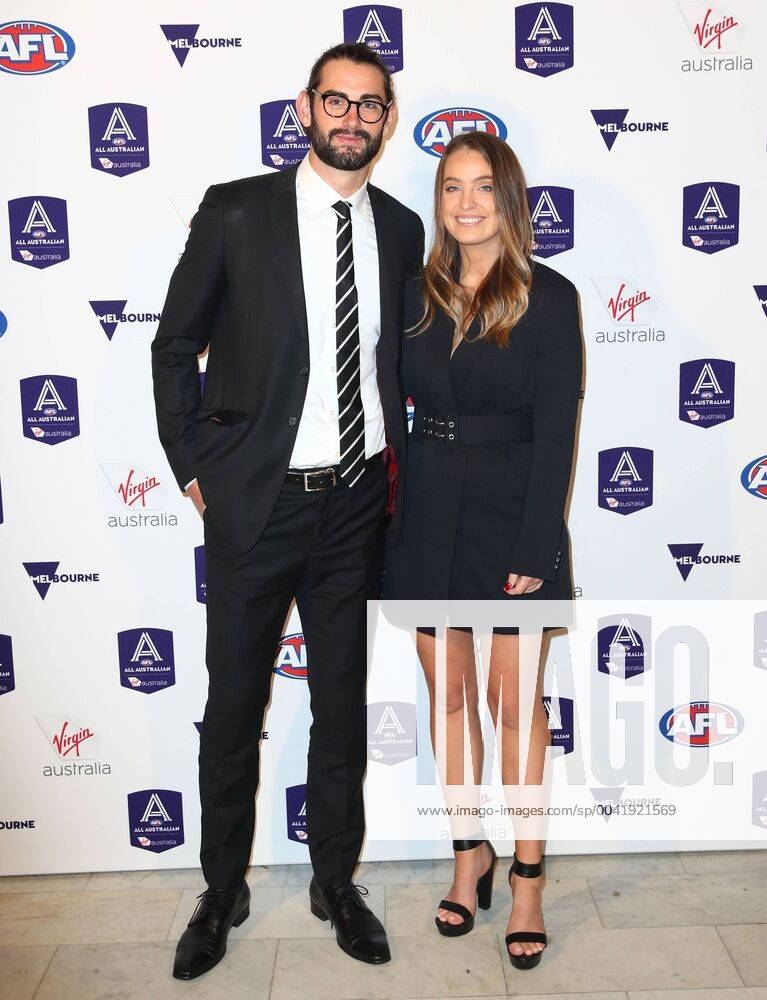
[151,163,424,553]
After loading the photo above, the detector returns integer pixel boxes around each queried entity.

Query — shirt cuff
[183,478,197,492]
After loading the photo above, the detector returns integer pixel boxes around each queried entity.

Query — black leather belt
[285,450,385,491]
[412,411,533,446]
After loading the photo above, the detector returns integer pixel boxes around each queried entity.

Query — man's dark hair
[306,42,394,107]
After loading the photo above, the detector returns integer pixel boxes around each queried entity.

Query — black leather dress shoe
[309,876,390,964]
[172,881,250,980]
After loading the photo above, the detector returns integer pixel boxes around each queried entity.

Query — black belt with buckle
[284,450,385,491]
[284,465,340,491]
[412,411,533,446]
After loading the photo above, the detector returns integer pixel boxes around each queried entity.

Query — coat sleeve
[507,277,583,582]
[150,183,227,491]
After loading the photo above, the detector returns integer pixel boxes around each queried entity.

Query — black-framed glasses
[311,88,392,124]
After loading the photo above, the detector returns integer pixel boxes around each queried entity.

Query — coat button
[288,416,297,426]
[299,366,309,375]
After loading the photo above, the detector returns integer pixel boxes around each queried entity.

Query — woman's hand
[504,572,543,595]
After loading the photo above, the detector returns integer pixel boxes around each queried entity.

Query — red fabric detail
[384,443,399,515]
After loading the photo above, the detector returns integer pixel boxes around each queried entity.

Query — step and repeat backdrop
[1,1,766,875]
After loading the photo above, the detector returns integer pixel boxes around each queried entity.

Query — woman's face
[441,148,500,249]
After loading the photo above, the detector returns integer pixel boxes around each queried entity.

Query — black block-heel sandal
[435,839,497,937]
[505,851,547,969]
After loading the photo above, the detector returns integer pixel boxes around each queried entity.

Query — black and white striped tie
[333,199,366,487]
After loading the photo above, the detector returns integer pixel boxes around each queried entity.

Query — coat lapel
[266,165,309,352]
[368,184,395,360]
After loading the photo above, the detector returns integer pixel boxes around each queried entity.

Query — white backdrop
[1,0,766,875]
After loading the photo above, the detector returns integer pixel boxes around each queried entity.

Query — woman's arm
[506,276,583,583]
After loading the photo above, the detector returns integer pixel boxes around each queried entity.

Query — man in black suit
[151,43,423,979]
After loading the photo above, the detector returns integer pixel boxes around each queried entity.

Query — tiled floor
[2,850,767,998]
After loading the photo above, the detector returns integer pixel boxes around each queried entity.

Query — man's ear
[295,89,312,129]
[383,101,398,139]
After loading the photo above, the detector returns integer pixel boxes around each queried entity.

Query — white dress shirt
[184,155,385,491]
[289,153,385,468]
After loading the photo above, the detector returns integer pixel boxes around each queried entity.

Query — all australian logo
[0,20,75,75]
[591,276,664,345]
[754,286,767,319]
[35,715,111,777]
[100,463,177,528]
[677,1,753,72]
[413,107,507,158]
[343,5,403,72]
[682,181,739,254]
[590,109,669,151]
[598,447,653,515]
[118,628,175,693]
[515,3,574,77]
[527,186,574,257]
[286,783,308,843]
[596,615,650,679]
[679,358,734,427]
[367,701,417,765]
[668,542,741,581]
[260,100,310,170]
[128,789,184,853]
[160,24,242,67]
[542,696,574,754]
[0,634,15,696]
[88,104,149,177]
[8,196,69,268]
[20,375,79,444]
[23,561,100,601]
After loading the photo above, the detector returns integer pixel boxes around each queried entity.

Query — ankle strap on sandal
[510,851,543,878]
[452,839,484,851]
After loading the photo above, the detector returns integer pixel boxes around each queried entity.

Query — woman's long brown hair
[408,131,533,349]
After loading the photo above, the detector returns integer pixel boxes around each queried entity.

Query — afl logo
[740,454,767,500]
[274,632,308,679]
[0,21,75,75]
[659,701,743,746]
[413,107,507,158]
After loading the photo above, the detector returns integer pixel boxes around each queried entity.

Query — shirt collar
[296,153,369,218]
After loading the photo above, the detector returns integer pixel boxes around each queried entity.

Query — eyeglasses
[311,88,392,124]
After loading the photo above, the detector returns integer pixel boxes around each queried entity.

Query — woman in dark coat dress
[382,133,582,969]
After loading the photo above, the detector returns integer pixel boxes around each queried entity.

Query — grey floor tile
[717,923,767,986]
[589,871,767,928]
[353,858,458,885]
[629,990,767,1000]
[0,874,90,894]
[33,939,277,999]
[498,925,741,993]
[0,944,57,999]
[86,864,287,891]
[168,883,386,941]
[679,850,767,875]
[537,852,686,879]
[270,930,506,999]
[0,889,182,946]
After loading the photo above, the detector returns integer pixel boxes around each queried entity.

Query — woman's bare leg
[486,630,551,959]
[416,627,492,927]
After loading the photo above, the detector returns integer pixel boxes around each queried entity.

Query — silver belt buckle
[303,467,336,491]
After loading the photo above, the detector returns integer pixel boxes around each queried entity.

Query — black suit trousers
[198,454,388,891]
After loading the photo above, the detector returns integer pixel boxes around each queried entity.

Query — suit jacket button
[299,366,309,375]
[288,416,297,426]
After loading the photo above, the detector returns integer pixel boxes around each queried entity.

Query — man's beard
[306,118,383,171]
